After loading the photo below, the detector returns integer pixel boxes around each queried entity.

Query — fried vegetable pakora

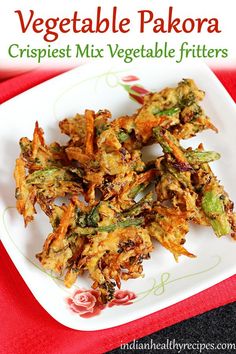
[14,79,236,304]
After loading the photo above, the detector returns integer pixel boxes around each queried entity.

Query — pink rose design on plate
[67,288,137,317]
[108,290,136,307]
[67,289,105,318]
[120,75,150,104]
[121,75,140,82]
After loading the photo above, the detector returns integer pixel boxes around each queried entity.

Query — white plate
[0,61,236,330]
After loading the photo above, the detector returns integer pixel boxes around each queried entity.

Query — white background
[0,0,235,68]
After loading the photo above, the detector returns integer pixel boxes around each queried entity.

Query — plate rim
[0,60,236,330]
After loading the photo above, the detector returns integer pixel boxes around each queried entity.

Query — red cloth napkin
[0,68,236,354]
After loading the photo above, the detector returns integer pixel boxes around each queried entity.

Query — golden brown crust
[14,79,235,303]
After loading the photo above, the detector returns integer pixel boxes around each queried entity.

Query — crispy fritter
[14,157,36,226]
[147,204,195,260]
[14,79,235,304]
[134,79,217,143]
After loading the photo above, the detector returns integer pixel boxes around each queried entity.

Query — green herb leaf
[152,107,180,116]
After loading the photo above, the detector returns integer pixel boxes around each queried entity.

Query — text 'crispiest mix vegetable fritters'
[14,79,236,303]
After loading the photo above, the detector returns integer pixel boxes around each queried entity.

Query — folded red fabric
[0,67,235,354]
[0,68,67,104]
